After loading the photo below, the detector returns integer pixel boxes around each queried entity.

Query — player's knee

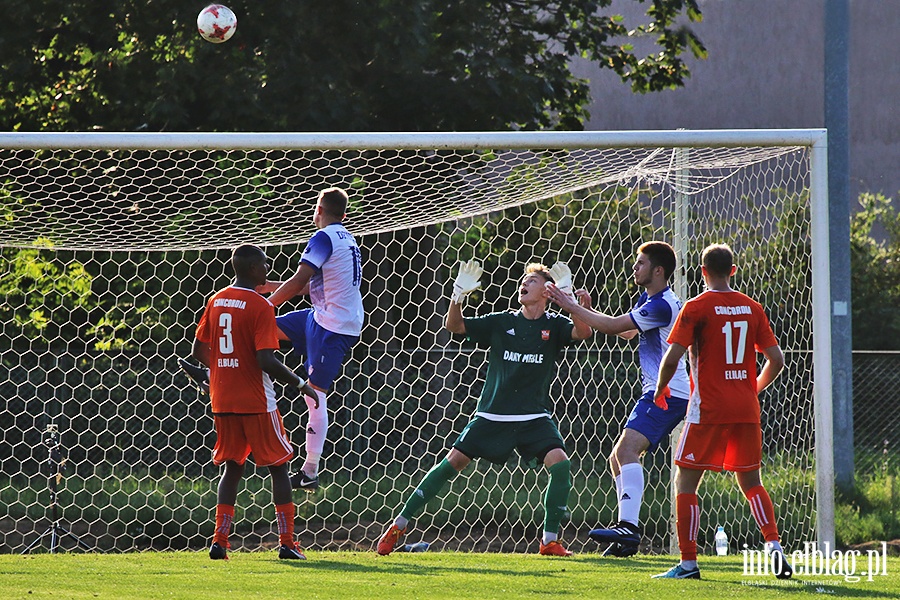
[611,443,634,466]
[608,451,619,471]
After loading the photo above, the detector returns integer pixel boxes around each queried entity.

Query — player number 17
[722,320,748,365]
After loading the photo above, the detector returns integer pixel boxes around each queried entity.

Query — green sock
[400,458,459,520]
[543,459,571,534]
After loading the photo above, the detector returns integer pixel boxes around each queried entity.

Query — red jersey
[668,289,778,424]
[195,286,280,414]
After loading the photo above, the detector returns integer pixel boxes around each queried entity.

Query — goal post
[0,130,833,554]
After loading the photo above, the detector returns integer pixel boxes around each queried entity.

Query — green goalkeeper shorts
[452,415,565,466]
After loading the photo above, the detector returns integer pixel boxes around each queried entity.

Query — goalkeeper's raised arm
[545,261,592,341]
[445,259,483,334]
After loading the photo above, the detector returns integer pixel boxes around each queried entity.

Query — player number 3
[218,312,234,354]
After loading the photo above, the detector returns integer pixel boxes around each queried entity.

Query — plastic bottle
[403,542,430,552]
[714,525,728,556]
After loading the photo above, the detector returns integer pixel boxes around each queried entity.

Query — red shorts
[212,411,293,467]
[674,422,761,472]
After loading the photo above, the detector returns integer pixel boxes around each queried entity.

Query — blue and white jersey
[301,223,364,336]
[628,287,691,399]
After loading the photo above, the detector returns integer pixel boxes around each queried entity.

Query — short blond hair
[318,187,348,219]
[524,262,553,283]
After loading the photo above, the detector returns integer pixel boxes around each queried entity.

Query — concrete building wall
[571,0,898,200]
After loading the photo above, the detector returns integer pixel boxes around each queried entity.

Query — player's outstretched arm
[446,259,482,334]
[264,263,316,307]
[546,284,634,336]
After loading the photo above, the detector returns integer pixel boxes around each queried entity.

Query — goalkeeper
[377,258,593,557]
[546,241,690,557]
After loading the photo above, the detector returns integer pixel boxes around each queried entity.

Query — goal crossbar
[0,129,826,151]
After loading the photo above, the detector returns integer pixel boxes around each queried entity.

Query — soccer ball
[197,4,237,44]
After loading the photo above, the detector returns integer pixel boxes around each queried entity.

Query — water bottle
[403,542,430,552]
[714,525,728,556]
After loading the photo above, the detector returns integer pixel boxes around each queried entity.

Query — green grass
[2,551,899,599]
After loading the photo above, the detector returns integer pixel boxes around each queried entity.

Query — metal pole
[669,147,690,554]
[811,137,837,549]
[825,0,854,494]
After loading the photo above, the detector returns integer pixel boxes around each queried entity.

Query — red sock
[745,485,779,542]
[214,504,235,546]
[676,493,700,561]
[276,502,296,547]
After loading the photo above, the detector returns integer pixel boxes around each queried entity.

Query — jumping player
[257,187,364,491]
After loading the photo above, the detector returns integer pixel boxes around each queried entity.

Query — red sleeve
[254,300,280,351]
[668,299,698,348]
[753,302,778,350]
[195,301,211,344]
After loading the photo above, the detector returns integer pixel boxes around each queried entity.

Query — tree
[850,193,900,350]
[0,1,705,132]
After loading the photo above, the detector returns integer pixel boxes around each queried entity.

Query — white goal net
[0,131,831,554]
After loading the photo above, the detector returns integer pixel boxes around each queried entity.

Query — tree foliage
[0,0,705,132]
[0,241,93,343]
[850,193,900,350]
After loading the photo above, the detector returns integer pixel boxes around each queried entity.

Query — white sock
[614,471,623,503]
[394,516,409,530]
[618,462,644,526]
[767,540,784,553]
[302,389,328,477]
[681,559,698,570]
[542,532,558,545]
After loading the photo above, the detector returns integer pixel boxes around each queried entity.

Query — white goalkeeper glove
[450,259,484,303]
[548,261,577,302]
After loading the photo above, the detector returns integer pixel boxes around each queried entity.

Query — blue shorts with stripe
[624,391,689,451]
[276,308,359,390]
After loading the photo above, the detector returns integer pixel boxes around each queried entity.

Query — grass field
[2,551,899,599]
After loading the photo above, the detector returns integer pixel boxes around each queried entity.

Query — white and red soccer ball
[197,4,237,44]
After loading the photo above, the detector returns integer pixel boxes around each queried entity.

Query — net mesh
[0,136,816,554]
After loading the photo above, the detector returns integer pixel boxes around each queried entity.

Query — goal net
[0,131,831,554]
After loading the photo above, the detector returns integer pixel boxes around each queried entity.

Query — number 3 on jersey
[219,312,234,354]
[722,320,748,365]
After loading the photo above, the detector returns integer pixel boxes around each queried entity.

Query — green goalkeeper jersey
[463,310,575,417]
